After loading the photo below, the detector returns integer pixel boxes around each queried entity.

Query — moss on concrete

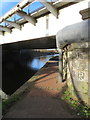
[62,42,90,106]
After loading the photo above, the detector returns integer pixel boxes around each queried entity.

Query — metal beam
[0,26,12,33]
[38,0,58,18]
[16,11,37,25]
[4,20,21,30]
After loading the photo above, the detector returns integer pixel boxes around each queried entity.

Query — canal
[2,49,59,95]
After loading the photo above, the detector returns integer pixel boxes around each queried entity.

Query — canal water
[2,49,59,95]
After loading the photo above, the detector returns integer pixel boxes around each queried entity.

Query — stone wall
[62,42,90,106]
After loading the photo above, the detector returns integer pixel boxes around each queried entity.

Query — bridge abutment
[62,42,90,106]
[56,7,90,106]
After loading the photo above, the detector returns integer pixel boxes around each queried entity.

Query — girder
[4,20,21,30]
[16,11,37,25]
[38,0,58,18]
[0,26,12,33]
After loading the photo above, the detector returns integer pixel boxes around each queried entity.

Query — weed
[2,94,21,115]
[62,90,90,118]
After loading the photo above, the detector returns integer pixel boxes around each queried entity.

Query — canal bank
[2,56,78,118]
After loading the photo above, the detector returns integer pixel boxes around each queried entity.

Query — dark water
[2,49,58,95]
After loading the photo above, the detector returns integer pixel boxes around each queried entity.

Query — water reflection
[28,54,59,70]
[29,58,44,70]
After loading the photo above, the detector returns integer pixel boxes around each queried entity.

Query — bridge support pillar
[58,49,63,82]
[56,8,90,106]
[62,43,90,106]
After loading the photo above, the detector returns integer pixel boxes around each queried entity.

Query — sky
[0,0,22,17]
[0,0,44,23]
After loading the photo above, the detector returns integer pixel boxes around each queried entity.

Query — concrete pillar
[58,49,63,82]
[64,42,90,106]
[80,7,90,106]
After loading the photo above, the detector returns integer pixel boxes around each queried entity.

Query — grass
[2,94,23,115]
[61,90,90,118]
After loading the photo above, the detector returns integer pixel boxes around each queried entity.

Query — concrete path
[3,58,77,118]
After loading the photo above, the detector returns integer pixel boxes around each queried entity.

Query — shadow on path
[2,60,78,119]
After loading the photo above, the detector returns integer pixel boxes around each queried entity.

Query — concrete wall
[0,0,89,44]
[63,42,90,106]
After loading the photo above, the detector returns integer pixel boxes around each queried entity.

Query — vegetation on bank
[2,94,21,115]
[61,89,90,118]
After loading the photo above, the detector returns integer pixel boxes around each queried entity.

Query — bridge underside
[2,35,56,50]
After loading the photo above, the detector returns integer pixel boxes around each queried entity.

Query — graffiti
[78,72,84,81]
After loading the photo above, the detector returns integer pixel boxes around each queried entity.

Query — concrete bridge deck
[2,35,56,50]
[0,0,89,44]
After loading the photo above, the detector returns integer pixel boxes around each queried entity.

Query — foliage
[2,94,20,115]
[62,90,90,118]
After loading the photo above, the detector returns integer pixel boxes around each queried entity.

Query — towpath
[3,57,77,118]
